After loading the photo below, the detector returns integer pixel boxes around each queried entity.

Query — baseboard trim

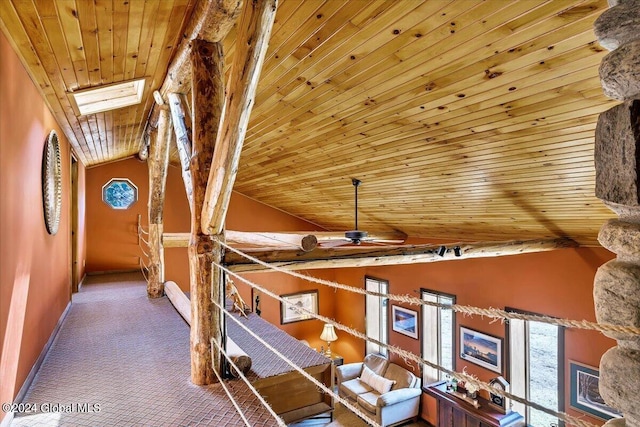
[14,301,72,404]
[77,273,87,291]
[86,268,140,276]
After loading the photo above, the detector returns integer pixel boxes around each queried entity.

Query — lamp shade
[320,324,338,342]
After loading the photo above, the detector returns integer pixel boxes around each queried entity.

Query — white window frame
[421,288,455,385]
[365,277,388,356]
[507,307,565,427]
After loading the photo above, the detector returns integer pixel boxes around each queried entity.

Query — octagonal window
[102,178,138,209]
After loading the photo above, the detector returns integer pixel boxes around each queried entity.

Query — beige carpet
[12,272,277,427]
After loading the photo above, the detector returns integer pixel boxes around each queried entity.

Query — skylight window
[71,79,145,116]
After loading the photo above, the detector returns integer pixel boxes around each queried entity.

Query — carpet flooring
[11,272,277,427]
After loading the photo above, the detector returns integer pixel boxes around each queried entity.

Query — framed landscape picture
[392,305,418,339]
[280,290,318,324]
[569,361,622,420]
[459,326,502,374]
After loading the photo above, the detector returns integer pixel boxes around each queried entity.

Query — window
[507,307,565,427]
[71,78,145,115]
[365,277,388,356]
[421,289,455,385]
[102,178,138,209]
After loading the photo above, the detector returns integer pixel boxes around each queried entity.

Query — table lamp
[320,323,338,356]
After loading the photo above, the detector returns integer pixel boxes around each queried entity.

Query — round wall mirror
[42,130,62,235]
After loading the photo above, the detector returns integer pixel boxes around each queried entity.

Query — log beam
[226,230,317,252]
[189,39,226,385]
[163,232,191,248]
[147,0,242,130]
[224,237,578,273]
[146,108,171,297]
[163,230,318,251]
[161,0,241,96]
[168,92,194,208]
[165,281,191,323]
[201,0,277,235]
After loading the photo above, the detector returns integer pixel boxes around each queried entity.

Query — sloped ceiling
[0,0,618,246]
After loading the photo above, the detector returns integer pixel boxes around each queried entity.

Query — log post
[593,3,640,425]
[189,39,225,385]
[168,92,194,209]
[210,237,225,378]
[189,233,216,384]
[147,108,171,298]
[201,0,278,235]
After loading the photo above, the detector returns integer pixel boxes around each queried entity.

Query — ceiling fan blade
[364,231,408,245]
[363,240,399,246]
[315,230,407,245]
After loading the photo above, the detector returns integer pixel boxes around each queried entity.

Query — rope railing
[221,242,640,336]
[215,258,602,427]
[137,214,149,235]
[136,218,151,281]
[213,294,381,427]
[138,242,151,259]
[139,235,151,248]
[210,337,286,427]
[138,257,150,284]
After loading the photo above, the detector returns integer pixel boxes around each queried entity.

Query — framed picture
[459,326,502,374]
[392,305,418,339]
[280,290,318,324]
[569,361,622,420]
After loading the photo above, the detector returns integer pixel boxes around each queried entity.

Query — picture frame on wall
[569,361,623,420]
[391,305,419,339]
[459,326,503,374]
[280,290,319,324]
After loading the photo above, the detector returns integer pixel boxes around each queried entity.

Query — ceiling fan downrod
[345,178,368,244]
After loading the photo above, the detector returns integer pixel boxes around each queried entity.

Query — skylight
[71,79,145,116]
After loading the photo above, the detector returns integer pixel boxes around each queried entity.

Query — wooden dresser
[425,382,524,427]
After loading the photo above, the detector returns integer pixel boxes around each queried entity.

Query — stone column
[593,1,640,426]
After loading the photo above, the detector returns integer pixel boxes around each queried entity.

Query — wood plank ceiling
[1,0,618,246]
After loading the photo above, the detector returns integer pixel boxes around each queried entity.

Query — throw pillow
[360,365,376,385]
[360,365,395,394]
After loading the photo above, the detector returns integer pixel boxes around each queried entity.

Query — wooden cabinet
[438,399,493,427]
[426,382,524,427]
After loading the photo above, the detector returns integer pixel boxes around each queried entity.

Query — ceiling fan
[345,178,367,244]
[315,178,407,248]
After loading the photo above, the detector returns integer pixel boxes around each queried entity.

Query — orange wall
[86,158,157,274]
[0,31,80,420]
[333,247,615,425]
[86,158,198,288]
